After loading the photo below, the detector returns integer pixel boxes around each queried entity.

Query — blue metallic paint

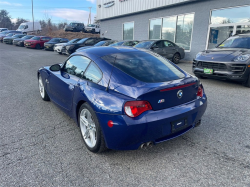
[38,47,207,150]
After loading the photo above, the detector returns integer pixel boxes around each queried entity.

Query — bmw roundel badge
[177,90,183,99]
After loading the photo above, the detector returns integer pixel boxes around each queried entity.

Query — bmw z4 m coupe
[193,33,250,87]
[38,47,207,153]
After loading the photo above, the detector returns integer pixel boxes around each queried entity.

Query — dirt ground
[40,30,100,40]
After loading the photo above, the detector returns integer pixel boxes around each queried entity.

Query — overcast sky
[0,0,97,24]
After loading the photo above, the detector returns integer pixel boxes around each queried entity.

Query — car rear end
[44,43,54,51]
[96,50,207,150]
[3,37,12,44]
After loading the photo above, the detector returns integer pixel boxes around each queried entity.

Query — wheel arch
[75,100,87,126]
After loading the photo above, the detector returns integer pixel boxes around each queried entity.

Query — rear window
[102,52,185,83]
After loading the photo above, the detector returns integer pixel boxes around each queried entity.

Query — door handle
[69,84,74,90]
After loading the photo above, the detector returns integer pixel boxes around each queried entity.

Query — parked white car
[85,24,100,34]
[16,22,41,34]
[54,38,81,54]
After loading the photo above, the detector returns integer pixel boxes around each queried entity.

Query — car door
[162,40,177,59]
[151,41,164,56]
[47,55,91,110]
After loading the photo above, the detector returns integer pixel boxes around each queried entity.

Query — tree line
[0,9,67,31]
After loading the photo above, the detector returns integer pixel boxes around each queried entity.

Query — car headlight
[196,52,202,59]
[234,54,250,62]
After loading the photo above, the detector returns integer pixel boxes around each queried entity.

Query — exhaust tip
[140,143,146,149]
[147,142,153,148]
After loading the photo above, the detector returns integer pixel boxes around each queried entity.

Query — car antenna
[106,55,117,92]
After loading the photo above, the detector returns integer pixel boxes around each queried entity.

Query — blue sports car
[38,47,207,153]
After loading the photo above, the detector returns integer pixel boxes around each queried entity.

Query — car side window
[85,39,96,45]
[163,41,174,47]
[83,62,102,83]
[62,56,91,78]
[152,41,163,48]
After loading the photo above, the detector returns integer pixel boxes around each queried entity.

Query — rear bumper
[96,96,207,150]
[44,45,54,50]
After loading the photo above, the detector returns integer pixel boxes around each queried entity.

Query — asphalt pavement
[0,43,250,187]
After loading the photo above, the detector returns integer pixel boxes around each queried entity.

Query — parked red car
[24,36,52,49]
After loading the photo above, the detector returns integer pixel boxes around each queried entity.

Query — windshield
[49,38,61,42]
[218,36,250,49]
[22,35,34,39]
[109,41,124,46]
[77,38,88,43]
[102,51,185,83]
[18,25,26,29]
[13,34,23,38]
[69,23,77,27]
[6,33,14,37]
[30,36,40,41]
[1,31,8,34]
[68,38,80,43]
[135,41,154,48]
[94,41,105,46]
[87,24,95,27]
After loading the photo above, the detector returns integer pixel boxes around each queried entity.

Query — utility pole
[31,0,34,32]
[88,7,92,24]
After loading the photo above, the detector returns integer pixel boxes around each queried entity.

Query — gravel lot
[0,43,250,187]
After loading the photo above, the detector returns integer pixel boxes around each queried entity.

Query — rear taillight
[124,101,152,118]
[197,85,203,98]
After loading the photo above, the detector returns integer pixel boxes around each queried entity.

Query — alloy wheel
[80,109,97,148]
[38,76,45,98]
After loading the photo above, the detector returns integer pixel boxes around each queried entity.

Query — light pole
[31,0,34,32]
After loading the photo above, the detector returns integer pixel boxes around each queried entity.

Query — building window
[211,5,250,24]
[123,22,134,40]
[176,14,194,51]
[149,13,194,51]
[149,18,162,39]
[162,16,177,42]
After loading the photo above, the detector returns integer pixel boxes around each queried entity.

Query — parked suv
[62,37,110,55]
[85,24,100,34]
[44,38,69,51]
[24,36,52,49]
[134,40,185,64]
[64,22,85,32]
[3,34,26,44]
[193,33,250,87]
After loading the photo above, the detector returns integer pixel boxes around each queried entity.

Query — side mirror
[50,64,61,71]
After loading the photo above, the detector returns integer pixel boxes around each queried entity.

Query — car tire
[23,32,27,35]
[38,74,50,101]
[172,53,181,64]
[58,52,62,55]
[244,74,250,88]
[35,44,40,49]
[37,30,41,34]
[78,103,107,153]
[91,29,95,34]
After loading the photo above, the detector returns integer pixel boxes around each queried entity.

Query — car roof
[74,46,147,58]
